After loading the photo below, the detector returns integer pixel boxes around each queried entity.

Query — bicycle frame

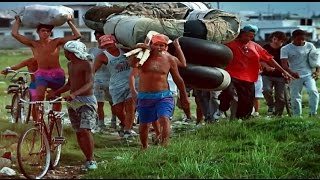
[20,97,65,142]
[17,97,66,179]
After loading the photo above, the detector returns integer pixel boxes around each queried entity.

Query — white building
[238,11,318,42]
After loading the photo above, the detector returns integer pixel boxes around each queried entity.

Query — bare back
[138,52,172,92]
[68,60,94,96]
[32,39,61,69]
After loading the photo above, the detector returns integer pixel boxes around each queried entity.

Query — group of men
[4,15,190,171]
[3,14,320,172]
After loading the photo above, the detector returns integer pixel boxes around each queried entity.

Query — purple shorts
[34,68,65,90]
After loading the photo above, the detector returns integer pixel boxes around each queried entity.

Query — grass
[1,50,320,178]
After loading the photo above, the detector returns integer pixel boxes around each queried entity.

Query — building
[238,11,318,43]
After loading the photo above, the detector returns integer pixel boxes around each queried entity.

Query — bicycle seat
[7,84,19,94]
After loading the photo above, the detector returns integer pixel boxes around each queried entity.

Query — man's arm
[1,57,34,74]
[172,38,187,68]
[57,19,81,45]
[169,58,189,110]
[11,16,33,47]
[93,53,108,73]
[280,58,299,79]
[129,67,139,102]
[128,55,140,68]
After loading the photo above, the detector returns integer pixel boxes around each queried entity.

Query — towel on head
[64,40,94,61]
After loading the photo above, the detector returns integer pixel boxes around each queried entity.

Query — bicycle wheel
[49,111,64,169]
[22,88,32,124]
[17,127,51,179]
[10,93,21,123]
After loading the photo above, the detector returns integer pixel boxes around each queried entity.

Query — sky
[0,2,319,17]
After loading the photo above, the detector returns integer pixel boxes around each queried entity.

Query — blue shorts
[137,90,174,124]
[34,68,65,90]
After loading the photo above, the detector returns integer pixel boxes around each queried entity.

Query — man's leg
[78,105,97,170]
[113,102,126,136]
[109,101,117,129]
[158,116,171,147]
[96,102,105,128]
[139,123,150,149]
[76,129,95,162]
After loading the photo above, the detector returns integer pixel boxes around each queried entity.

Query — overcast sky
[0,2,319,17]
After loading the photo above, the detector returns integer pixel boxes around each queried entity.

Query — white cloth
[254,74,263,98]
[64,40,94,61]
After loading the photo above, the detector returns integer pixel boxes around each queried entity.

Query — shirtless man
[48,40,98,170]
[129,34,190,149]
[11,15,81,114]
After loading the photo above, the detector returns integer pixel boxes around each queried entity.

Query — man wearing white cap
[48,40,98,170]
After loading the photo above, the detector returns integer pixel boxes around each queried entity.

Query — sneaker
[252,112,260,117]
[85,160,97,170]
[123,130,134,139]
[129,129,139,136]
[213,110,223,120]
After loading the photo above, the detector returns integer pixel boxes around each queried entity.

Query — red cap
[99,34,116,46]
[151,34,172,45]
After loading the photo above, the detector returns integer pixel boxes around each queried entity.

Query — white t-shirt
[280,42,315,78]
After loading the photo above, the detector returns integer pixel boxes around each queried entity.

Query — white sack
[20,4,74,28]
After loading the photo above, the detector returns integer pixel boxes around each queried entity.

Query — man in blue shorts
[129,33,190,149]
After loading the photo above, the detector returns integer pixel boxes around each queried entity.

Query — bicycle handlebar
[6,69,34,75]
[20,96,65,105]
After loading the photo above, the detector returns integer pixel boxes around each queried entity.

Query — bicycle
[17,96,67,179]
[4,69,33,124]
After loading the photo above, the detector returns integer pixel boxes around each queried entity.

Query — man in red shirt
[214,24,295,120]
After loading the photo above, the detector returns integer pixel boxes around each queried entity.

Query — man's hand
[264,66,275,72]
[14,15,21,24]
[313,70,320,80]
[135,43,150,50]
[173,38,181,48]
[1,67,10,75]
[179,96,190,112]
[282,71,297,82]
[63,94,75,102]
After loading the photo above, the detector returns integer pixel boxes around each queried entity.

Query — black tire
[22,88,32,124]
[169,36,233,68]
[49,111,64,169]
[10,93,21,123]
[17,127,51,179]
[179,64,231,90]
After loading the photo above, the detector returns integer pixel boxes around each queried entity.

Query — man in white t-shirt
[280,29,320,117]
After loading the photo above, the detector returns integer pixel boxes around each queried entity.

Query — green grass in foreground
[86,117,320,179]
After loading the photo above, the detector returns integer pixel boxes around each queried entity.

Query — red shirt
[225,40,273,82]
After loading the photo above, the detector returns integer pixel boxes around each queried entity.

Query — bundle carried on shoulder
[104,15,185,48]
[19,4,74,28]
[83,5,126,31]
[184,9,241,44]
